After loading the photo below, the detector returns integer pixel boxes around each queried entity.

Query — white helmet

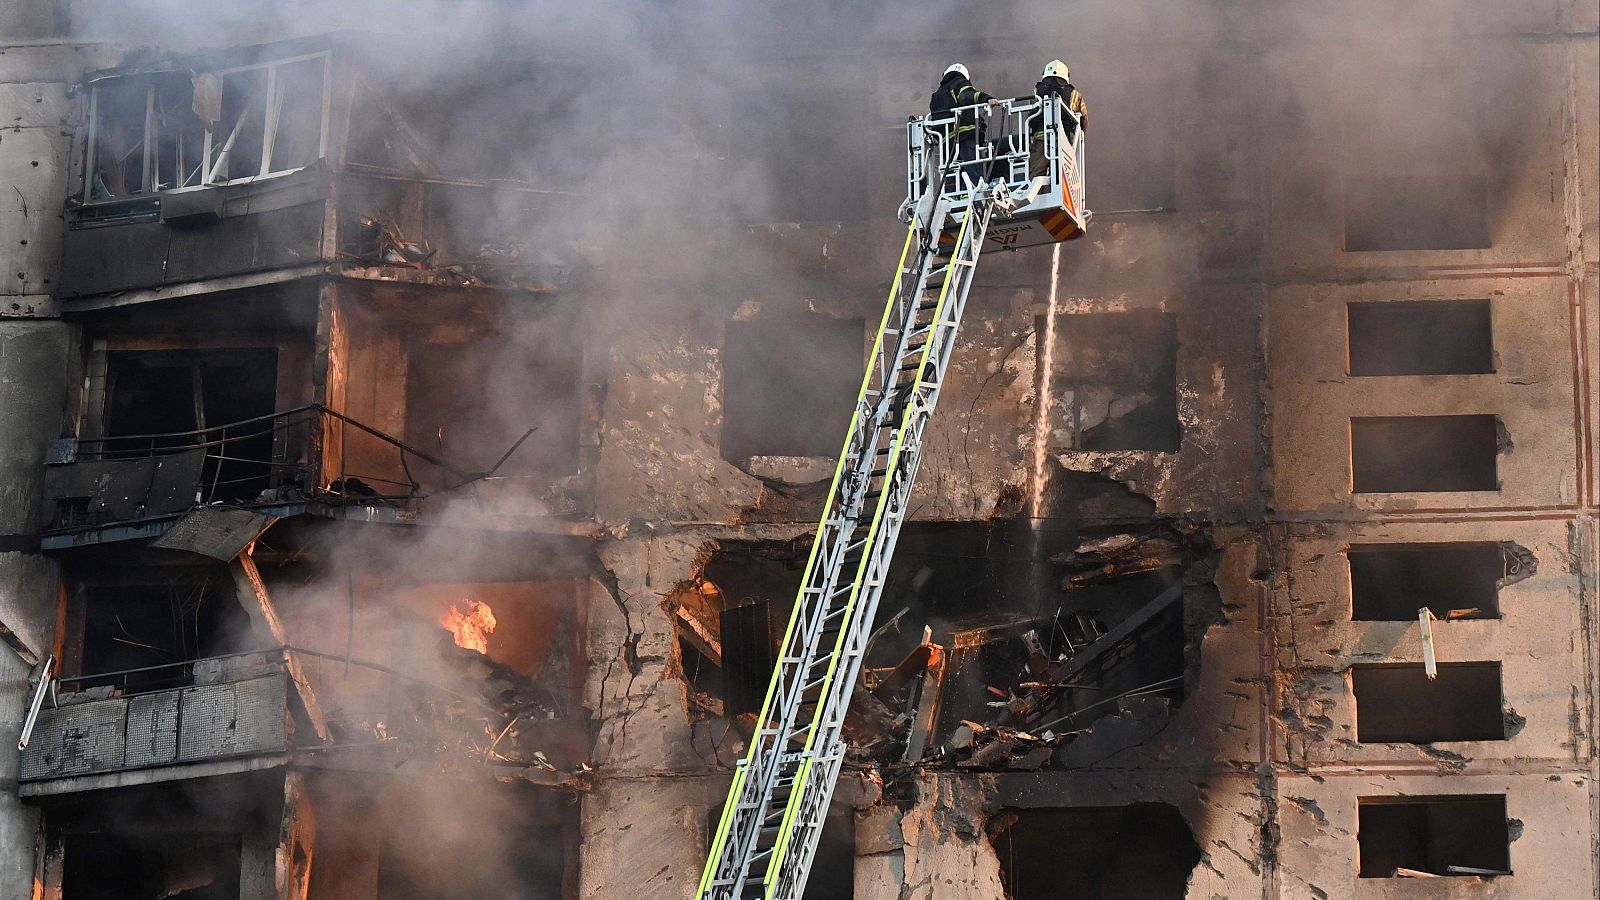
[1042,59,1070,81]
[944,63,969,79]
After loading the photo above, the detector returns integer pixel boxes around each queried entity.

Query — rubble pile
[849,526,1206,771]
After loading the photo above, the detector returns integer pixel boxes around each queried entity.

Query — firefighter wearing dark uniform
[1029,59,1088,179]
[929,63,1002,188]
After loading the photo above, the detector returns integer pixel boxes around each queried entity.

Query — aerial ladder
[697,93,1089,900]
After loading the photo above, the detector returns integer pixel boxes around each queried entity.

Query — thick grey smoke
[49,0,1576,891]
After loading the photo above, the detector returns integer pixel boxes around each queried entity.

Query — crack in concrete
[592,556,651,757]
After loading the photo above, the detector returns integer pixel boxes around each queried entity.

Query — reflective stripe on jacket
[1030,76,1087,140]
[929,72,994,137]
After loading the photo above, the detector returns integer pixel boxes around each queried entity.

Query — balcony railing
[43,403,500,539]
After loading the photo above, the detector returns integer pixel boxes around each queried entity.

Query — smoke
[44,0,1586,891]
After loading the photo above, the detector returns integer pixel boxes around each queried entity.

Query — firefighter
[1029,59,1088,179]
[929,63,1003,188]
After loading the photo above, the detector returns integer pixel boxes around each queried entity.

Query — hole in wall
[1358,795,1510,877]
[989,803,1200,899]
[1350,415,1499,493]
[1347,300,1492,376]
[1352,662,1505,743]
[1348,542,1529,621]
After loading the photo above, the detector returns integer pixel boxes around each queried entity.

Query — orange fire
[441,599,497,654]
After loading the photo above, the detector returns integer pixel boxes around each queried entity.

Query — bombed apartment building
[0,0,1596,898]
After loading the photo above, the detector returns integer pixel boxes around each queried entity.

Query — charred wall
[0,0,1595,898]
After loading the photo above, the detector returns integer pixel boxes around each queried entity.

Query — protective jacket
[1031,76,1088,140]
[930,70,995,139]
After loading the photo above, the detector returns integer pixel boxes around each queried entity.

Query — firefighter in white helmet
[929,63,1004,187]
[1029,59,1088,178]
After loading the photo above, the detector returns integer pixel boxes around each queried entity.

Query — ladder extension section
[698,185,1004,900]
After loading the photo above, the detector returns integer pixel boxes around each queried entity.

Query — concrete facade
[0,1,1592,899]
[0,6,119,895]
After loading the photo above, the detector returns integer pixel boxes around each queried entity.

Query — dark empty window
[1344,65,1490,252]
[707,808,853,900]
[1085,72,1175,211]
[266,57,326,173]
[1353,662,1504,743]
[1345,176,1489,251]
[74,580,254,693]
[1349,543,1507,620]
[65,832,242,900]
[990,804,1200,899]
[721,316,863,462]
[88,80,152,200]
[215,68,268,181]
[1348,300,1492,375]
[721,600,777,718]
[1358,795,1510,877]
[105,348,280,504]
[154,76,206,191]
[1350,415,1498,493]
[1055,311,1180,451]
[804,814,856,900]
[673,543,806,719]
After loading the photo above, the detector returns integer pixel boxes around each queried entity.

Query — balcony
[20,646,588,797]
[19,650,291,795]
[59,42,572,309]
[59,168,572,306]
[39,404,446,549]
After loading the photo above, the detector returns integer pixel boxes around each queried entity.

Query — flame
[441,599,497,654]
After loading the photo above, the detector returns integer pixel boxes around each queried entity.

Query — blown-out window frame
[82,51,332,204]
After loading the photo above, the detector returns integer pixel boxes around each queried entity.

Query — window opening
[1350,415,1498,493]
[104,348,280,503]
[1358,795,1511,877]
[1348,543,1509,620]
[990,804,1200,899]
[64,832,242,900]
[75,581,253,693]
[1347,300,1492,376]
[1352,662,1505,743]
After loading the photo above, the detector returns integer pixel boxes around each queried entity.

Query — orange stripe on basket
[1061,183,1077,216]
[1040,210,1069,238]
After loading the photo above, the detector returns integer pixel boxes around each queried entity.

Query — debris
[1419,607,1438,681]
[946,722,975,750]
[961,733,1015,768]
[1445,866,1509,876]
[1053,529,1185,588]
[673,606,723,667]
[1008,745,1053,770]
[328,476,381,499]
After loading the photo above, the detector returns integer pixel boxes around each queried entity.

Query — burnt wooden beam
[230,549,331,742]
[673,606,723,668]
[904,644,946,763]
[277,771,316,900]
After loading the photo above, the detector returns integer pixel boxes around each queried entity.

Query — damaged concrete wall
[577,5,1598,897]
[576,32,1280,897]
[0,0,1590,897]
[0,22,120,897]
